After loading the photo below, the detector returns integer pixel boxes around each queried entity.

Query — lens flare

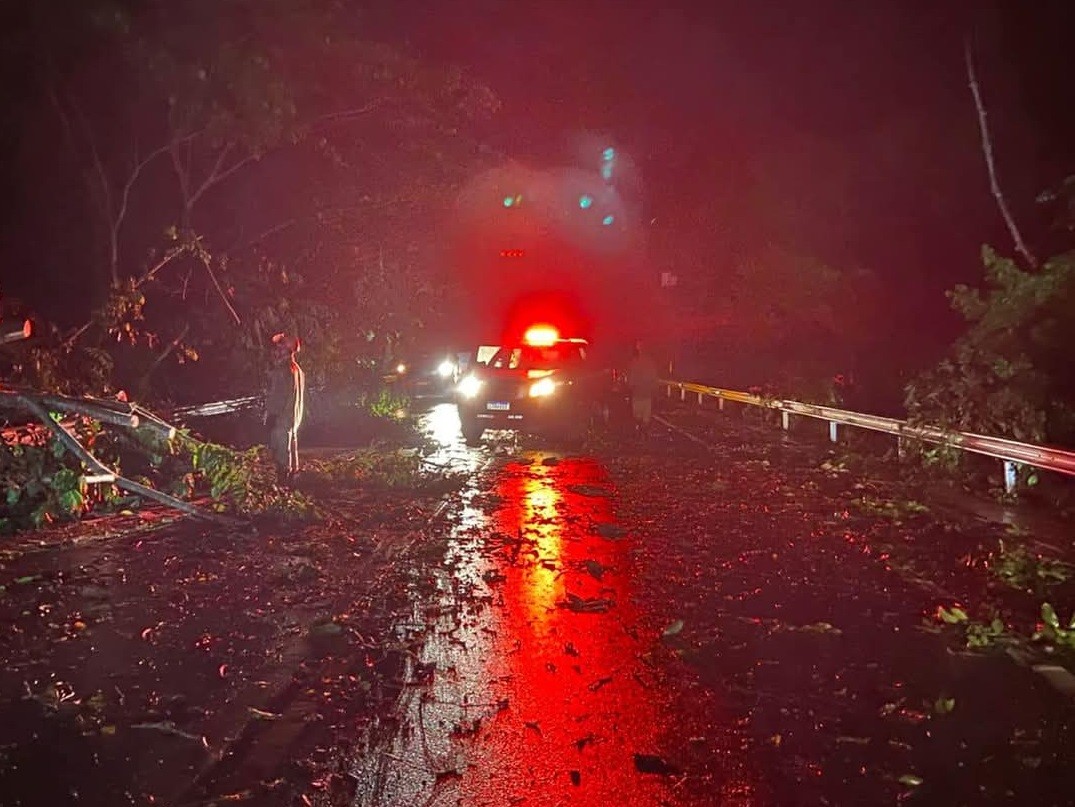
[457,374,483,398]
[528,376,557,397]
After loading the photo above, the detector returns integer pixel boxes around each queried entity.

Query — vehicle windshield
[487,343,586,370]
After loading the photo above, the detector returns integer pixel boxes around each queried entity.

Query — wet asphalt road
[352,401,1074,807]
[359,404,696,806]
[1,397,1062,805]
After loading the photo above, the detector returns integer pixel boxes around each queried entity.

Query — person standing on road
[265,333,306,482]
[626,341,659,436]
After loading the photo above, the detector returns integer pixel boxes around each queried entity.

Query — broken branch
[198,253,242,326]
[140,323,191,388]
[9,392,233,524]
[62,244,190,349]
[965,37,1037,268]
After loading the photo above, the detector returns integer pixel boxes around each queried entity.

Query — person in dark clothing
[264,333,306,480]
[626,341,659,436]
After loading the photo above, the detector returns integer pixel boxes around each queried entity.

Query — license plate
[486,401,510,411]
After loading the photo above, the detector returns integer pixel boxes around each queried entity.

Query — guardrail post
[828,421,838,443]
[781,411,790,431]
[1004,461,1018,495]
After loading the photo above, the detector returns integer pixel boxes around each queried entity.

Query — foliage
[359,387,411,420]
[899,436,963,474]
[936,605,1011,650]
[179,436,314,519]
[933,695,957,716]
[1,444,86,532]
[937,601,1075,658]
[1,279,170,396]
[965,615,1012,649]
[988,540,1072,596]
[853,496,929,522]
[681,244,880,401]
[0,413,314,533]
[315,448,465,495]
[0,308,86,397]
[3,0,500,403]
[1033,603,1075,652]
[0,417,121,532]
[905,245,1075,447]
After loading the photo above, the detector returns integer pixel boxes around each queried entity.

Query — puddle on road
[354,408,692,806]
[417,403,488,477]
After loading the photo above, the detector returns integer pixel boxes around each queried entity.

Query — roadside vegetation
[0,0,492,534]
[0,0,497,406]
[905,238,1075,449]
[0,397,463,534]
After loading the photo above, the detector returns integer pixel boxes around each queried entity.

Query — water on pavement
[355,404,753,805]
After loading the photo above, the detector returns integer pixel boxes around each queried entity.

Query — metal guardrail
[662,379,1075,493]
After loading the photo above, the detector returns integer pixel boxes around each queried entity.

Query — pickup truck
[454,325,611,445]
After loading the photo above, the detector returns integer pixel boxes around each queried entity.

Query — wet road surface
[354,402,1074,807]
[359,404,738,805]
[2,399,1069,805]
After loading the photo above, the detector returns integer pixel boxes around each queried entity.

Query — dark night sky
[2,0,1072,379]
[369,0,1075,356]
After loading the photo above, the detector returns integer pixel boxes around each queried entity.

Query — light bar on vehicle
[523,324,559,347]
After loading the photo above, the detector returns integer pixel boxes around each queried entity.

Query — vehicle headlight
[437,359,455,378]
[529,377,557,398]
[457,374,483,398]
[396,363,407,375]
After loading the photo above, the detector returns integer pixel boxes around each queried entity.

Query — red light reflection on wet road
[455,456,674,805]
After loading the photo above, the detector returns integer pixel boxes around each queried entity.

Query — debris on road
[557,593,615,613]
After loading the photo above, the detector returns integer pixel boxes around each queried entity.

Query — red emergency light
[523,324,559,346]
[500,248,526,258]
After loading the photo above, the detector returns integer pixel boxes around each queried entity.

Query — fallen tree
[1,387,232,525]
